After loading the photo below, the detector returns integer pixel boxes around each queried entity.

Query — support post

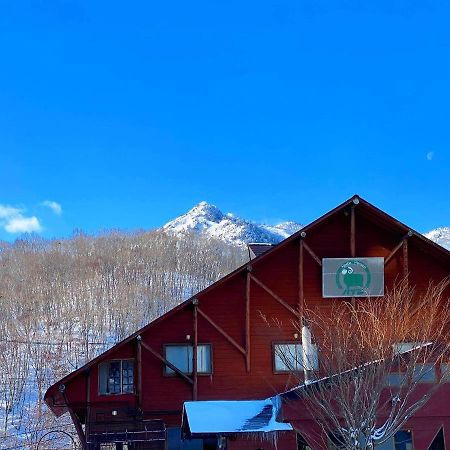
[245,270,251,372]
[350,206,356,306]
[60,385,87,449]
[136,336,142,411]
[403,238,409,282]
[298,239,304,317]
[85,369,91,446]
[192,299,198,400]
[350,206,356,257]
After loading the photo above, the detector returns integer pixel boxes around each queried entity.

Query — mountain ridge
[163,202,450,251]
[162,201,303,247]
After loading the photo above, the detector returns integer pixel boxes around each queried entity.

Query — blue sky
[0,0,449,241]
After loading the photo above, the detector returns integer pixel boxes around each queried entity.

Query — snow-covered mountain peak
[424,227,450,250]
[188,201,224,221]
[163,202,449,251]
[163,203,303,247]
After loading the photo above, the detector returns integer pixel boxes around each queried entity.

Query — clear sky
[0,0,449,241]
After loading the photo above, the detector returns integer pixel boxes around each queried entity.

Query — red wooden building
[44,195,450,450]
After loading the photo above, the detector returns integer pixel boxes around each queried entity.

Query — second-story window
[274,342,319,373]
[164,344,212,375]
[274,343,303,372]
[99,360,134,395]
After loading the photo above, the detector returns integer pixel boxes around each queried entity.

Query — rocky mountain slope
[424,227,450,250]
[163,202,450,251]
[162,201,303,247]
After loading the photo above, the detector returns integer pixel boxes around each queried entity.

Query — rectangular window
[99,360,134,395]
[164,344,212,375]
[394,430,413,450]
[385,372,407,387]
[274,343,318,372]
[440,364,450,382]
[412,364,436,383]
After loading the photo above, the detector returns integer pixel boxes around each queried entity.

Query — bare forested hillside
[0,230,246,448]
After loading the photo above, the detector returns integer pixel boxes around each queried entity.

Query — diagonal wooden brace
[140,341,193,385]
[197,307,246,356]
[250,274,301,319]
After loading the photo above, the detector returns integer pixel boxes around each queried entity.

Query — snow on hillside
[424,227,450,250]
[162,202,303,247]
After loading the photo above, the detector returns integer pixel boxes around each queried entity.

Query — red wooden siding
[44,196,450,449]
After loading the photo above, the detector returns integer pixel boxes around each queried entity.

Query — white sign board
[322,257,384,298]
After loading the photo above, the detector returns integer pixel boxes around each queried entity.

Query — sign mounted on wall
[322,257,384,298]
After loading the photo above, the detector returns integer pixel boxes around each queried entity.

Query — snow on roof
[182,396,293,435]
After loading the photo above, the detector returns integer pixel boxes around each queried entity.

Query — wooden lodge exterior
[44,195,450,450]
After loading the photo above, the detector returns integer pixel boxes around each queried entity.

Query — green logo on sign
[335,260,371,296]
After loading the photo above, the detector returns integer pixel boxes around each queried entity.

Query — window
[385,372,407,387]
[164,344,212,375]
[375,430,413,450]
[428,428,445,450]
[328,431,346,449]
[274,343,318,372]
[297,433,313,450]
[440,364,450,382]
[394,430,413,450]
[412,364,436,383]
[98,360,134,395]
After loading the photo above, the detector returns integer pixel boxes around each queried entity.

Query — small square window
[99,360,134,395]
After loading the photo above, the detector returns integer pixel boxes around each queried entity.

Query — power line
[0,339,111,346]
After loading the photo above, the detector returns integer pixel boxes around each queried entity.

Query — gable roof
[44,195,450,415]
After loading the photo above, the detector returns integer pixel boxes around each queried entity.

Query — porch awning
[182,396,293,437]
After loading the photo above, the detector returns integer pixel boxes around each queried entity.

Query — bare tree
[0,229,246,447]
[280,280,450,450]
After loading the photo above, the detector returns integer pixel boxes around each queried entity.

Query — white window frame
[273,342,319,373]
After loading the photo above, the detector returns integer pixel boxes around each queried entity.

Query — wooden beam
[303,241,322,266]
[245,271,251,372]
[140,341,194,385]
[385,232,413,266]
[197,307,246,356]
[350,206,356,257]
[350,207,356,306]
[403,238,409,281]
[85,370,91,446]
[385,240,404,266]
[61,387,87,448]
[250,274,301,319]
[136,336,142,410]
[193,303,198,400]
[298,239,304,317]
